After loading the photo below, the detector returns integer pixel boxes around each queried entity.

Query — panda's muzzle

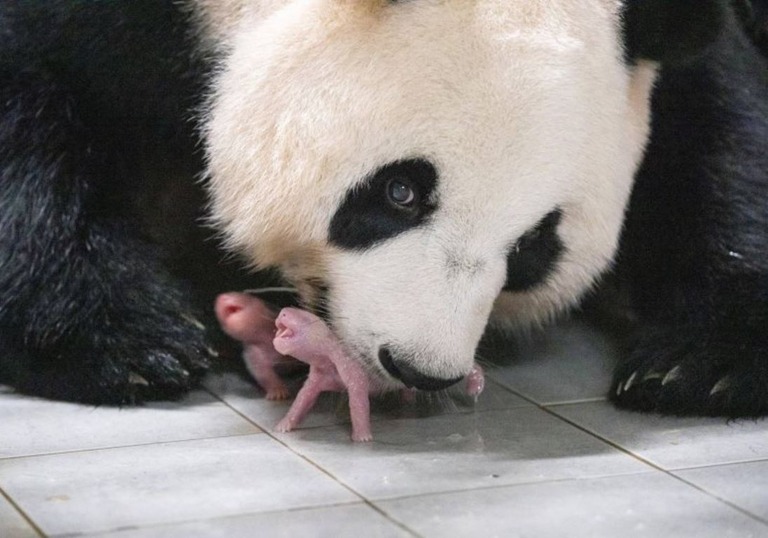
[378,347,462,391]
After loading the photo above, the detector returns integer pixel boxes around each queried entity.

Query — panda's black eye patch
[329,159,438,250]
[503,209,564,292]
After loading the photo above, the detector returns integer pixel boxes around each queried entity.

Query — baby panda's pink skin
[273,307,373,442]
[214,292,291,401]
[215,294,488,442]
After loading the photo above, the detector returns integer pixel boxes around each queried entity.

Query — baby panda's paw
[611,323,768,417]
[351,429,373,443]
[274,416,298,433]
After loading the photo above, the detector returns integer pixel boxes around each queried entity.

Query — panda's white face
[205,0,656,389]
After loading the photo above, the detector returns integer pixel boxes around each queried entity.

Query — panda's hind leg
[0,72,211,404]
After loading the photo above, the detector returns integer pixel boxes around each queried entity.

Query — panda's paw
[114,312,214,404]
[610,325,768,418]
[13,303,214,406]
[102,310,216,404]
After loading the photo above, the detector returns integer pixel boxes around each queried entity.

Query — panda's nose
[378,347,462,391]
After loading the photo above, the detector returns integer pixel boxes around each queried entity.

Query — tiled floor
[2,319,768,537]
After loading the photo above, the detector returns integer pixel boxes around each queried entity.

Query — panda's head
[204,0,658,390]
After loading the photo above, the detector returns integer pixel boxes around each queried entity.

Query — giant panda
[0,1,766,417]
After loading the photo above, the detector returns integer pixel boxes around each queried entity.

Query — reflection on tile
[96,504,413,538]
[0,435,358,536]
[677,461,768,522]
[0,390,260,459]
[0,495,38,538]
[554,401,768,469]
[485,320,619,404]
[378,473,768,538]
[204,373,529,435]
[276,406,649,500]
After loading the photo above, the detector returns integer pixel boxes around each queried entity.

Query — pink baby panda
[215,292,485,442]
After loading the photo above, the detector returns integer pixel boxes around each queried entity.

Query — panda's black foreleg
[0,73,211,404]
[610,13,768,417]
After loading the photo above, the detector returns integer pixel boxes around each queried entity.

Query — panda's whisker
[473,352,493,369]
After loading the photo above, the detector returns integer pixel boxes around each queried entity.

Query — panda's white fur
[204,0,657,385]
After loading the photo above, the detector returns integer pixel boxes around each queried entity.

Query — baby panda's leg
[274,377,324,433]
[0,72,211,404]
[612,6,768,417]
[344,375,373,442]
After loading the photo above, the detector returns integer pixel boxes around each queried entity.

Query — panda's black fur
[613,0,768,416]
[0,1,257,403]
[0,1,767,415]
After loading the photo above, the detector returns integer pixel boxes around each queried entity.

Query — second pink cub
[215,292,485,442]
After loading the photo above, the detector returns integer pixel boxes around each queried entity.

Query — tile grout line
[664,473,768,526]
[671,457,768,472]
[53,501,372,538]
[203,386,423,538]
[0,486,46,538]
[362,473,649,506]
[0,431,262,462]
[539,405,768,527]
[478,380,768,527]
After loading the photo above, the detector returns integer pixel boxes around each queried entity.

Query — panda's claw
[611,324,768,417]
[623,371,639,392]
[129,372,150,386]
[709,376,733,397]
[642,370,665,382]
[661,365,682,386]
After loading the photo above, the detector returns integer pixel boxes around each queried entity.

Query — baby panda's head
[204,0,655,390]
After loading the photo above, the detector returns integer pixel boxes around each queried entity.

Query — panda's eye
[329,158,438,250]
[387,178,416,207]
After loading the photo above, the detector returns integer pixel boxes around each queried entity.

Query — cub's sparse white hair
[202,0,656,386]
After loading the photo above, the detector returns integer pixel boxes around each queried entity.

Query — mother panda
[0,0,766,417]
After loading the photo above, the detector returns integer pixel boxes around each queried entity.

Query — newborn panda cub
[215,292,485,442]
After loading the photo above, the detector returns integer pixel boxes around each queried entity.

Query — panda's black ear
[622,0,729,64]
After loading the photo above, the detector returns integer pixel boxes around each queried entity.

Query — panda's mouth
[290,277,462,391]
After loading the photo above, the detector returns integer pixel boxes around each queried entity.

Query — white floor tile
[275,406,650,500]
[0,390,260,458]
[676,460,768,522]
[95,504,413,538]
[377,473,768,538]
[205,372,529,435]
[0,435,358,536]
[0,494,38,538]
[486,320,618,404]
[553,401,768,468]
